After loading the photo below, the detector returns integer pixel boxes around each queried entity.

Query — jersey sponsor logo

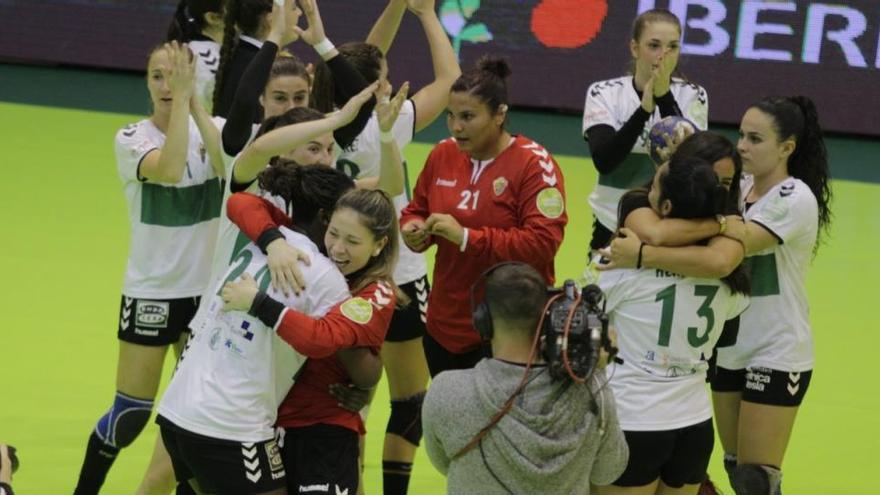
[136,300,169,328]
[492,176,508,196]
[536,187,565,219]
[134,327,159,337]
[435,178,457,187]
[299,484,330,493]
[745,367,773,392]
[209,327,222,350]
[341,297,374,324]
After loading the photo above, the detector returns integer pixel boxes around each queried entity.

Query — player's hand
[333,82,379,127]
[167,41,195,99]
[294,0,327,47]
[405,0,436,17]
[641,71,656,113]
[377,81,409,133]
[268,0,302,46]
[401,219,430,250]
[653,49,677,97]
[654,124,694,164]
[328,383,372,412]
[266,238,310,297]
[425,213,464,246]
[597,228,642,271]
[221,273,259,312]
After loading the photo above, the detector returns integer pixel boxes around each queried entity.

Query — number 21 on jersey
[457,190,480,210]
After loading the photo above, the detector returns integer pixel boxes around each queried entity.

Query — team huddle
[66,2,831,495]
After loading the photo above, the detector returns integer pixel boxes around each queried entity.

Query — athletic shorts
[711,366,812,407]
[158,417,286,494]
[281,424,359,495]
[422,332,490,378]
[117,295,198,346]
[385,275,429,342]
[614,419,714,488]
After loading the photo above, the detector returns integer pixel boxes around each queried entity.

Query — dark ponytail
[166,0,223,42]
[258,164,354,225]
[450,55,511,114]
[751,95,832,245]
[671,131,742,214]
[213,0,272,113]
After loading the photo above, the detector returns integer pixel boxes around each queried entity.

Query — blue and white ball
[648,116,697,164]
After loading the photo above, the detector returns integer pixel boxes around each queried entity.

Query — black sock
[383,460,413,495]
[73,431,120,495]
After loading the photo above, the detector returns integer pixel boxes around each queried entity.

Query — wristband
[716,214,727,235]
[637,242,646,269]
[313,38,335,58]
[379,130,393,143]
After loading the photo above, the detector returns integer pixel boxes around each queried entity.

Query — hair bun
[476,55,511,80]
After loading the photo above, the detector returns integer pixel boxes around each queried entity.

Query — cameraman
[422,263,627,494]
[1,444,15,495]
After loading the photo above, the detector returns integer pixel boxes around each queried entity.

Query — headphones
[470,261,535,341]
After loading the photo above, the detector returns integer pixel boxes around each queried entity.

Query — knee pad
[730,464,782,495]
[95,392,153,449]
[386,392,426,447]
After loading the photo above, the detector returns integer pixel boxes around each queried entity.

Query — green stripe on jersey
[140,178,222,227]
[230,230,251,262]
[745,253,781,296]
[598,154,655,189]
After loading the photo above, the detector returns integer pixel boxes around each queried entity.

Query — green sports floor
[1,64,878,493]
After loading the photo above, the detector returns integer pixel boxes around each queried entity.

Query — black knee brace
[730,464,782,495]
[95,392,154,449]
[386,392,425,447]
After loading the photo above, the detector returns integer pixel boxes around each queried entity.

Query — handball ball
[649,116,697,164]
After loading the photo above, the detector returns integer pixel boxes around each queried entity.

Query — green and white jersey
[116,118,221,299]
[189,39,220,114]
[599,268,748,431]
[159,227,349,442]
[336,100,427,285]
[718,176,818,372]
[582,76,708,234]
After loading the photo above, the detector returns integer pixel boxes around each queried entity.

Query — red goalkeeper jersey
[400,135,567,353]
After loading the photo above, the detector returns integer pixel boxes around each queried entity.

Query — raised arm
[140,42,196,183]
[407,0,461,132]
[354,82,409,196]
[222,0,300,157]
[366,0,407,54]
[233,82,377,184]
[189,91,225,178]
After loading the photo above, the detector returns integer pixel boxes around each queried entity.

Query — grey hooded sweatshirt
[423,358,628,494]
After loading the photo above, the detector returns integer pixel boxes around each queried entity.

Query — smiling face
[737,107,794,178]
[261,74,311,119]
[147,48,173,116]
[324,207,388,275]
[446,91,506,159]
[630,20,681,79]
[281,132,335,167]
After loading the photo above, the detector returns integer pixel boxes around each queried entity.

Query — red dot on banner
[531,0,609,49]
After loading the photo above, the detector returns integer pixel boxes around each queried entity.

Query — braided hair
[257,164,354,228]
[213,0,272,113]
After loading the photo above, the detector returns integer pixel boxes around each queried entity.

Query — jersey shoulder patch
[536,187,565,219]
[340,297,373,324]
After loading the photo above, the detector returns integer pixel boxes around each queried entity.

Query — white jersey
[336,99,427,285]
[158,227,349,442]
[192,119,278,331]
[599,268,748,431]
[189,39,220,114]
[582,76,708,233]
[116,118,221,299]
[718,176,818,372]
